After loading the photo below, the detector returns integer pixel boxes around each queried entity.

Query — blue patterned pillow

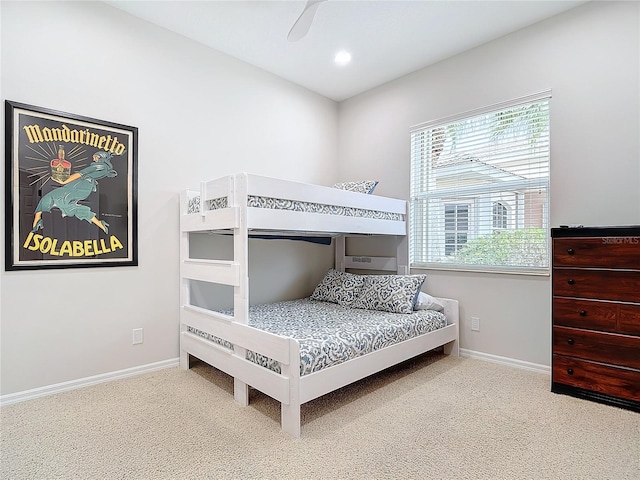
[310,269,365,307]
[333,180,379,194]
[352,274,427,314]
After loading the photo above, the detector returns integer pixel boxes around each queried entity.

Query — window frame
[409,91,551,276]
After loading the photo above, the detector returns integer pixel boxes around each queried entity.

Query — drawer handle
[567,248,575,255]
[579,310,587,316]
[567,338,574,345]
[567,279,575,285]
[567,368,574,375]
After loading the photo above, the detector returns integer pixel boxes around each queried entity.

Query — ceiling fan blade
[287,0,327,42]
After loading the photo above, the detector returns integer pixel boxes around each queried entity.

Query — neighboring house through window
[409,92,551,273]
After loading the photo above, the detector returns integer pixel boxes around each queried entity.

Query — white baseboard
[1,352,548,407]
[0,358,180,407]
[460,348,550,374]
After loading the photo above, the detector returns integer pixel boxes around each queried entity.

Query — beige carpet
[1,352,638,480]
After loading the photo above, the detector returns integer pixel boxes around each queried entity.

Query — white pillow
[414,291,445,312]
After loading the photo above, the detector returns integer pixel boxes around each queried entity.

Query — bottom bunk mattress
[187,298,448,376]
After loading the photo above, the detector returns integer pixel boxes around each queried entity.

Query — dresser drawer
[553,326,640,370]
[552,297,617,331]
[553,268,640,302]
[620,304,640,336]
[553,237,640,268]
[553,355,640,402]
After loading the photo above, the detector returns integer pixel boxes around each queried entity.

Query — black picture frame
[4,100,138,270]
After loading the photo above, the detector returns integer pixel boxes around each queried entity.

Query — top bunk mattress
[187,195,403,222]
[187,298,447,377]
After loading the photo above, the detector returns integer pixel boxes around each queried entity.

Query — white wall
[0,1,337,395]
[338,1,640,366]
[2,1,637,398]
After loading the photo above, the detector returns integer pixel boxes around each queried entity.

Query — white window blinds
[410,92,551,273]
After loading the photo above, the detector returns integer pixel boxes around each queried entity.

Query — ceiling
[105,0,588,102]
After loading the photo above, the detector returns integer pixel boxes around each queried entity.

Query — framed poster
[4,100,138,270]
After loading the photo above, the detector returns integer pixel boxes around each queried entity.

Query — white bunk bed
[179,172,459,437]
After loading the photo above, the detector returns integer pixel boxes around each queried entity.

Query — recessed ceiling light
[334,50,352,66]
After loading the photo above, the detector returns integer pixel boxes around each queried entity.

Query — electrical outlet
[132,328,144,345]
[471,316,480,331]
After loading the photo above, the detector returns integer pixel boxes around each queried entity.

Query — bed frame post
[179,190,191,370]
[441,299,460,357]
[232,173,250,406]
[335,235,346,272]
[397,204,409,274]
[281,338,301,438]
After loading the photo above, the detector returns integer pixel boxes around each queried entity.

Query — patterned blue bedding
[187,195,403,222]
[187,298,447,376]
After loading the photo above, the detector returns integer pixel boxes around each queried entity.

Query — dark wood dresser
[551,226,640,412]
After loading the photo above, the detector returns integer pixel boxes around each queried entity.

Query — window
[444,203,469,255]
[410,92,550,273]
[492,202,507,230]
